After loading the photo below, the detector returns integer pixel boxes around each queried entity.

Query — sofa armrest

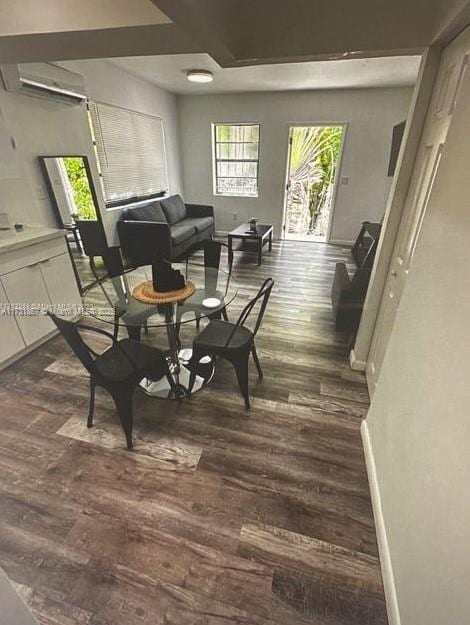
[185,203,214,219]
[117,220,172,266]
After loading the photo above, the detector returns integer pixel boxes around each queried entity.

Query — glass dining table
[82,262,238,398]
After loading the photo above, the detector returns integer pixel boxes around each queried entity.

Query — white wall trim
[349,349,366,371]
[361,420,401,625]
[328,238,354,246]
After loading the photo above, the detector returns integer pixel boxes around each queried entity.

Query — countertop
[0,226,65,254]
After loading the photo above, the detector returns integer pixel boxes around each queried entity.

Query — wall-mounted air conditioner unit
[0,62,86,104]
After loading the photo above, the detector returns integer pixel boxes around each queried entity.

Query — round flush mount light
[186,69,214,83]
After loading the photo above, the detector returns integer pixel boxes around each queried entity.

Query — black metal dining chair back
[48,311,99,375]
[188,277,274,409]
[233,277,274,340]
[204,239,234,296]
[204,239,233,272]
[177,240,234,331]
[48,312,176,449]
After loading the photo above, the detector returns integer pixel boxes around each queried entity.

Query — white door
[0,280,26,363]
[367,27,470,393]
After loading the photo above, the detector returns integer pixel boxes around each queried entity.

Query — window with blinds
[88,101,169,206]
[213,123,260,197]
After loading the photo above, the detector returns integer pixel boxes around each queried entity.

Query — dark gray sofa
[117,194,215,266]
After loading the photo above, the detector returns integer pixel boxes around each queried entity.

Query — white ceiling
[109,53,421,95]
[0,0,170,36]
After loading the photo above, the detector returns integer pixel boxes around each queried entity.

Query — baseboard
[349,349,367,371]
[329,238,354,246]
[361,420,401,625]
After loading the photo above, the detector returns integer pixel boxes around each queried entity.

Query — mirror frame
[38,154,106,295]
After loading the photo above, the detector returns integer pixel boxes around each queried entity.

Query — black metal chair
[187,277,274,409]
[76,220,128,280]
[76,220,154,341]
[176,239,234,331]
[48,312,177,449]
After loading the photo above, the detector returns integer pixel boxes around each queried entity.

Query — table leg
[139,303,215,399]
[258,239,262,266]
[269,231,273,251]
[228,236,233,264]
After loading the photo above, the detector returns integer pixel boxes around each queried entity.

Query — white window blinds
[88,101,169,205]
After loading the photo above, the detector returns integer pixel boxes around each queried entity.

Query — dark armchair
[331,220,382,333]
[331,264,372,333]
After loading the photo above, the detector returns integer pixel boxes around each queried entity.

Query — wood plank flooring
[0,240,387,625]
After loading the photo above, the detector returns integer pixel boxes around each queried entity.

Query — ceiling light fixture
[186,70,214,83]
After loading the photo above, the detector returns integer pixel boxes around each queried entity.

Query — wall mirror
[39,155,106,294]
[40,155,99,226]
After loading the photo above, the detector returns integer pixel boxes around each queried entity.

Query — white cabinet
[40,254,82,312]
[0,230,81,369]
[2,264,54,345]
[0,281,25,363]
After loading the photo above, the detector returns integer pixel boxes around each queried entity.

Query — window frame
[212,122,261,198]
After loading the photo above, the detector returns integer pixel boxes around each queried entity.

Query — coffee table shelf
[228,224,273,265]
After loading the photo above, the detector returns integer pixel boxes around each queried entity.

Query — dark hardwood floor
[0,240,387,625]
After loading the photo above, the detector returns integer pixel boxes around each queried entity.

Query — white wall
[364,70,470,624]
[64,60,183,244]
[178,87,413,242]
[0,60,183,244]
[0,86,94,229]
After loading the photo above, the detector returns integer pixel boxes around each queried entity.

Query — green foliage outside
[287,126,343,237]
[63,157,96,220]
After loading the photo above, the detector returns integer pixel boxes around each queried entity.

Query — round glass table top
[82,262,238,328]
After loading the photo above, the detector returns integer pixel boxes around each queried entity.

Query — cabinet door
[0,280,26,363]
[40,253,82,316]
[1,264,54,345]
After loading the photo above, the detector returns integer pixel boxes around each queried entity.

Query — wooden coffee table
[228,224,273,265]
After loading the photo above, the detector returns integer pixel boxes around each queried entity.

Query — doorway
[282,125,345,242]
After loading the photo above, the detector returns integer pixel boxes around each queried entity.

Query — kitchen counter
[0,226,65,255]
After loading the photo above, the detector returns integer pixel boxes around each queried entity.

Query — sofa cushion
[160,194,187,225]
[181,216,214,234]
[121,201,167,223]
[170,223,196,245]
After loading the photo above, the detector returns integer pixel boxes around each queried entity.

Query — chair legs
[189,342,262,409]
[87,380,96,428]
[166,372,186,400]
[251,344,263,379]
[230,352,251,409]
[112,388,135,450]
[126,325,142,342]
